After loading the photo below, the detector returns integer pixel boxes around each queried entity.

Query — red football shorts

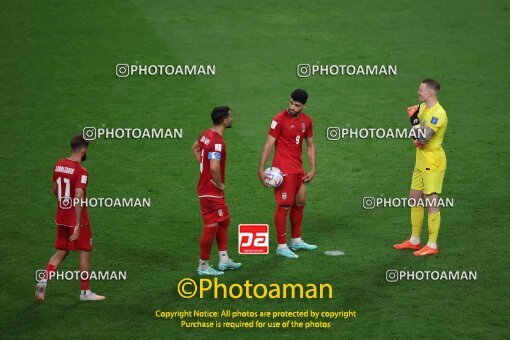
[274,172,305,205]
[54,224,93,251]
[199,197,230,225]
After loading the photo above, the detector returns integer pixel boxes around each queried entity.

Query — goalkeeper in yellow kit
[394,78,447,256]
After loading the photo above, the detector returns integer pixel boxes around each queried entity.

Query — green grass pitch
[1,0,508,338]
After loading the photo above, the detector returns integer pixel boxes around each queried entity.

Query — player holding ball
[258,89,317,259]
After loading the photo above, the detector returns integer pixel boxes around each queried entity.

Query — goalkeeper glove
[413,139,424,148]
[407,105,420,129]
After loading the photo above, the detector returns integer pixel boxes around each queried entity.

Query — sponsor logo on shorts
[218,209,223,217]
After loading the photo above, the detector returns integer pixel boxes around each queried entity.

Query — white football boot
[80,290,106,301]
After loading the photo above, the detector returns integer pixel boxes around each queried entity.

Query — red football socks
[80,277,90,290]
[275,205,289,244]
[290,205,304,238]
[216,220,229,251]
[200,226,217,260]
[44,263,56,281]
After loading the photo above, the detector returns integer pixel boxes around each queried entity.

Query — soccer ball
[264,167,283,188]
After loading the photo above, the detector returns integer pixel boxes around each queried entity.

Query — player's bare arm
[415,124,436,145]
[209,159,225,191]
[191,140,201,163]
[258,135,276,185]
[70,188,85,241]
[303,136,316,183]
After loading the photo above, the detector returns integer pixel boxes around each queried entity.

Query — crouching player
[192,106,241,275]
[35,135,105,301]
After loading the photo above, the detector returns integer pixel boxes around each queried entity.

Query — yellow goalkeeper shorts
[411,168,445,195]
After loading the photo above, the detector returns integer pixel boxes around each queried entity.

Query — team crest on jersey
[301,122,305,132]
[218,209,223,217]
[282,192,287,200]
[431,117,439,125]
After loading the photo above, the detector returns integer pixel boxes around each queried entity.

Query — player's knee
[409,191,422,199]
[54,250,69,260]
[427,206,440,214]
[409,190,423,205]
[425,193,440,212]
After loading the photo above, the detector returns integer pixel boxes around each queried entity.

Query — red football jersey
[268,109,313,174]
[196,129,226,198]
[52,158,90,227]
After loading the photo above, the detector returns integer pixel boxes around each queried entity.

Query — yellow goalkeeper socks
[410,206,425,243]
[427,212,441,248]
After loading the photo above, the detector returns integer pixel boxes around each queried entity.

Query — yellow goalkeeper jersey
[415,102,448,172]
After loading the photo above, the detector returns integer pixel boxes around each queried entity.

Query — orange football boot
[413,245,439,256]
[393,239,421,250]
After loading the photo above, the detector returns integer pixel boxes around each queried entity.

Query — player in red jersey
[258,89,317,258]
[192,106,241,275]
[35,135,105,301]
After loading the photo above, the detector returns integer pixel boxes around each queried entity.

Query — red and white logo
[238,224,269,254]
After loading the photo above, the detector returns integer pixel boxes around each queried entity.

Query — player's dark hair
[291,89,308,104]
[211,106,230,125]
[70,135,89,152]
[422,78,440,92]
